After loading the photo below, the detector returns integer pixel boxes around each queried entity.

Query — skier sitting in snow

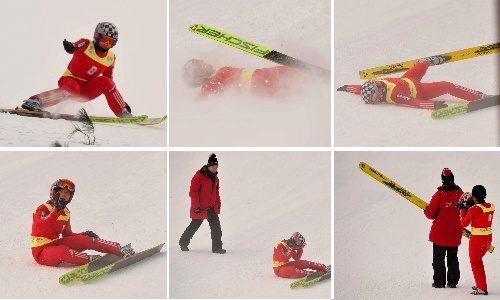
[457,185,495,296]
[337,57,490,110]
[21,22,133,118]
[31,178,135,266]
[273,232,329,278]
[181,59,301,98]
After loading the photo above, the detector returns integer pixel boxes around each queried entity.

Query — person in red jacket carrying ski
[273,232,329,278]
[21,22,133,118]
[31,178,135,266]
[179,153,226,254]
[424,168,463,288]
[181,59,301,98]
[337,57,490,110]
[457,185,495,296]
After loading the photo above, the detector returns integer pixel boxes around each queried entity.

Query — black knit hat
[472,185,487,201]
[441,168,454,184]
[207,153,218,166]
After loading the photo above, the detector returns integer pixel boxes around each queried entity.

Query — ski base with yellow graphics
[359,42,500,80]
[188,24,330,79]
[359,161,494,253]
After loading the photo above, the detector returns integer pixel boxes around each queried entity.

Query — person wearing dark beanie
[179,153,226,254]
[424,168,462,289]
[460,185,495,295]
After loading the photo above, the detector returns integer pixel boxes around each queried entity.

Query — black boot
[212,248,226,254]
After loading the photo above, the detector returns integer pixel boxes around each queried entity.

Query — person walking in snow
[337,57,490,110]
[424,168,463,288]
[179,153,226,254]
[181,59,301,98]
[458,185,495,296]
[31,178,134,266]
[21,22,133,118]
[273,232,329,278]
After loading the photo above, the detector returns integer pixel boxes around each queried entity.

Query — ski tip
[359,162,367,169]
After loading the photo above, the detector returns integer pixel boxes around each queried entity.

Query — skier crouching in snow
[458,185,495,296]
[338,57,490,110]
[181,59,302,98]
[31,178,135,266]
[273,232,329,278]
[424,168,463,288]
[21,22,133,118]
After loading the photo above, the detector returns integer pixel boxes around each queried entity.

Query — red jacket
[424,184,463,247]
[189,166,221,219]
[273,240,303,269]
[62,38,115,83]
[461,202,495,236]
[200,66,298,97]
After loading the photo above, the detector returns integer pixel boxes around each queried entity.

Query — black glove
[82,231,99,238]
[434,101,448,110]
[456,201,466,210]
[63,39,76,53]
[193,207,201,214]
[125,103,132,113]
[53,193,67,212]
[337,85,348,92]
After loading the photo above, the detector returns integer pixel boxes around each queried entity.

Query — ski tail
[431,95,500,119]
[80,243,164,283]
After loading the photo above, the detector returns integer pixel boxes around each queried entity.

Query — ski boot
[21,98,44,112]
[118,244,135,258]
[88,254,101,262]
[471,286,488,295]
[212,248,226,254]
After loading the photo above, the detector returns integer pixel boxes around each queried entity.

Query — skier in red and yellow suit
[181,59,301,98]
[31,178,133,266]
[459,185,495,295]
[21,22,132,117]
[338,57,488,110]
[273,232,328,278]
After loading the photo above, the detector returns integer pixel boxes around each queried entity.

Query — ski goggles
[55,179,75,193]
[95,33,117,47]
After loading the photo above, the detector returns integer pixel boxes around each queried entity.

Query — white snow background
[169,0,331,147]
[169,152,331,298]
[0,151,167,298]
[334,0,499,147]
[0,0,167,147]
[335,152,500,299]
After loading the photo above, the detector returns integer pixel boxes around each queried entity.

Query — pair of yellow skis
[359,161,495,253]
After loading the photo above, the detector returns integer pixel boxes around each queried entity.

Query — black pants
[179,207,223,251]
[433,243,460,286]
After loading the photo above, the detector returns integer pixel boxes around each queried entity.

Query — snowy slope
[169,0,331,147]
[334,0,499,146]
[169,152,331,298]
[335,152,500,299]
[0,0,167,147]
[0,152,167,298]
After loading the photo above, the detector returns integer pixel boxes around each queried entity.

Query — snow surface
[334,0,499,147]
[335,152,500,299]
[169,152,331,298]
[169,0,331,147]
[0,151,167,298]
[0,0,167,147]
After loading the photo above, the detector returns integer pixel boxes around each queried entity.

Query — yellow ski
[188,24,330,78]
[359,161,494,253]
[359,42,500,79]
